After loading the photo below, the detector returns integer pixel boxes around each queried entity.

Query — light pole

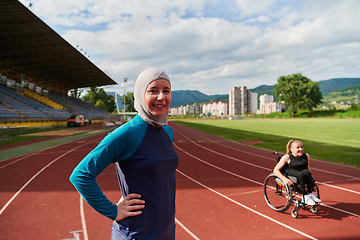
[115,92,120,114]
[123,78,127,121]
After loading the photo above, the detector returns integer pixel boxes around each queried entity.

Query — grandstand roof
[0,0,117,94]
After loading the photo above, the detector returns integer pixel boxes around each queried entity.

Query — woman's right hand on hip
[115,193,145,221]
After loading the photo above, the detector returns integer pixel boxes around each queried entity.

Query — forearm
[70,169,118,220]
[273,168,288,182]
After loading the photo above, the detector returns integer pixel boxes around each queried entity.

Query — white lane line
[0,151,42,170]
[176,169,318,240]
[312,168,360,182]
[174,144,360,218]
[203,131,360,181]
[174,128,360,194]
[0,139,99,216]
[195,130,360,181]
[321,178,356,185]
[174,144,263,186]
[80,196,89,240]
[321,203,359,217]
[174,130,270,171]
[0,140,85,169]
[175,218,200,240]
[69,230,82,240]
[317,182,360,195]
[0,132,105,169]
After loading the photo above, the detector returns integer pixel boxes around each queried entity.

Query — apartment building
[260,94,274,106]
[229,86,257,115]
[202,101,229,117]
[170,103,202,116]
[259,94,273,114]
[258,94,283,114]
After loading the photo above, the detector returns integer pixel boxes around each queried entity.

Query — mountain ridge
[170,77,360,108]
[107,77,360,108]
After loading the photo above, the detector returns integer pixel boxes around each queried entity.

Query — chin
[151,113,166,120]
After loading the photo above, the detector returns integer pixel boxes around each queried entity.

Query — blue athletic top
[70,115,179,239]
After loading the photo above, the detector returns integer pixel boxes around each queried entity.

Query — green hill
[170,90,208,108]
[337,82,360,92]
[171,90,227,108]
[250,85,275,96]
[322,82,360,105]
[318,78,360,94]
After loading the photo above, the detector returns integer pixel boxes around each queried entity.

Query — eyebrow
[147,86,171,90]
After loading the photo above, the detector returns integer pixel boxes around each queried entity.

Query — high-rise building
[260,94,274,106]
[249,91,258,114]
[229,86,257,115]
[258,94,283,114]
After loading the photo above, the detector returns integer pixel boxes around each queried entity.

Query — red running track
[0,122,359,239]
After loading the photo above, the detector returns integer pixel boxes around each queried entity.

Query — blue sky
[20,0,360,95]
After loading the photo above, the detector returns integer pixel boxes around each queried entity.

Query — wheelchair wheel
[264,173,292,212]
[310,205,318,214]
[291,209,299,218]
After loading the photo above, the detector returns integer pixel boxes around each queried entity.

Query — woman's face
[144,79,171,120]
[291,141,303,157]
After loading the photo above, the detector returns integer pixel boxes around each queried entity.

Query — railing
[0,126,10,141]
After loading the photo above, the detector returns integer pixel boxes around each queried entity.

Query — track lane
[0,130,197,240]
[175,161,317,239]
[170,122,360,239]
[0,133,111,239]
[172,122,360,193]
[1,122,359,239]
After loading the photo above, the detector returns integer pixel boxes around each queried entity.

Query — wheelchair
[263,152,320,218]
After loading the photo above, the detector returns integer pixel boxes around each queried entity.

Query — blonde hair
[286,140,302,154]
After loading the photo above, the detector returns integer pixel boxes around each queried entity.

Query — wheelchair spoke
[264,174,292,212]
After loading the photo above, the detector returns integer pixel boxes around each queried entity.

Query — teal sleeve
[69,116,147,220]
[163,125,174,142]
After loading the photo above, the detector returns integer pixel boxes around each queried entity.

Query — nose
[157,91,164,100]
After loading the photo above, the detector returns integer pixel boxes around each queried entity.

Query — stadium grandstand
[0,0,117,128]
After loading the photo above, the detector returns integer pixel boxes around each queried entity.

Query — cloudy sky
[20,0,360,95]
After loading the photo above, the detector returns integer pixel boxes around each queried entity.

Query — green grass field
[0,126,68,147]
[172,118,360,167]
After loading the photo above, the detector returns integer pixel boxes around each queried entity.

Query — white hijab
[134,68,171,127]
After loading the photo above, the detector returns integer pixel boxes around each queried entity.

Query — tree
[95,99,107,111]
[122,92,135,112]
[82,87,115,112]
[351,102,359,110]
[69,88,83,98]
[82,87,98,105]
[274,73,322,117]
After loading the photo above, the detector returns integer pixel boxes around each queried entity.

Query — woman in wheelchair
[273,140,321,206]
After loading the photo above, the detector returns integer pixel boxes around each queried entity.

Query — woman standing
[70,68,179,239]
[273,140,321,205]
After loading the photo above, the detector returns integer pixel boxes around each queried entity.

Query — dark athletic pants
[284,168,313,194]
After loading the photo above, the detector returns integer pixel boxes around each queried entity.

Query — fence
[0,126,10,141]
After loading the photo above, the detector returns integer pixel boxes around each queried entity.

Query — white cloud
[234,0,275,17]
[19,0,360,95]
[257,15,272,23]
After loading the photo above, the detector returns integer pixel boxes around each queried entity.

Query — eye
[147,89,157,93]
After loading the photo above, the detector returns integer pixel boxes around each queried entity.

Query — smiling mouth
[154,104,165,107]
